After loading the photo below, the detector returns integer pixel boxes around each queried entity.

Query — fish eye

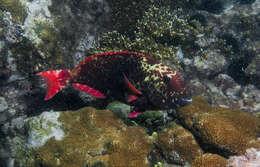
[163,75,171,84]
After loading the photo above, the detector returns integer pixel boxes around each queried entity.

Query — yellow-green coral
[90,5,202,65]
[35,107,152,167]
[0,0,27,24]
[108,0,198,35]
[178,96,260,155]
[192,153,227,167]
[156,122,203,165]
[108,0,150,35]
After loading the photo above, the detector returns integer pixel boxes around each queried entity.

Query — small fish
[37,51,192,117]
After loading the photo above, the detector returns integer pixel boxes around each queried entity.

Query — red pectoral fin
[73,83,105,98]
[123,74,142,95]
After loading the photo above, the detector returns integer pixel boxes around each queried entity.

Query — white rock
[26,111,64,148]
[22,0,53,45]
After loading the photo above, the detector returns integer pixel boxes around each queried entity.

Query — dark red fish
[37,51,192,117]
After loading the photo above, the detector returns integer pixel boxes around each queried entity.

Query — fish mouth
[176,97,192,107]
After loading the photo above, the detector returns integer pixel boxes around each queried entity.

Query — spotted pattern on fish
[37,51,191,109]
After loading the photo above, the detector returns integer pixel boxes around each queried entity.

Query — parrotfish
[37,51,192,117]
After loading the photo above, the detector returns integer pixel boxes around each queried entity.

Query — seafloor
[0,0,260,167]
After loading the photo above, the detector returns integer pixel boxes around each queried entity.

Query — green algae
[141,110,163,126]
[0,0,27,24]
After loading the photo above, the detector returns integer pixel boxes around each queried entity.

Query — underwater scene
[0,0,260,167]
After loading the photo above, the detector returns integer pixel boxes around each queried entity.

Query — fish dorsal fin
[73,83,105,98]
[123,74,142,95]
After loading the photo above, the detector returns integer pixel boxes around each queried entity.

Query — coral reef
[192,153,227,167]
[107,0,196,35]
[178,96,260,156]
[19,107,152,167]
[90,5,203,66]
[0,0,260,166]
[0,0,110,76]
[155,122,203,165]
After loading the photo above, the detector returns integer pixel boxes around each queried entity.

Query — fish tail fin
[36,70,72,100]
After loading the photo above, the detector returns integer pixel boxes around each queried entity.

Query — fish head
[143,63,192,108]
[162,72,192,108]
[144,63,192,108]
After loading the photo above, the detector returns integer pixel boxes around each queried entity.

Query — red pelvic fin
[128,107,143,118]
[128,112,142,118]
[123,74,142,95]
[36,70,71,100]
[73,83,105,98]
[126,94,138,103]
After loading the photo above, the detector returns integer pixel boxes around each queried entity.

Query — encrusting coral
[178,96,260,156]
[155,122,203,165]
[33,107,152,167]
[192,153,227,167]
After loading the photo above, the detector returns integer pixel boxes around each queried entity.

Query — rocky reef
[9,97,260,167]
[0,0,260,167]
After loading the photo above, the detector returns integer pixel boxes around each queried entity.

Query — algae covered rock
[21,107,152,167]
[0,0,27,24]
[192,50,228,77]
[155,122,203,166]
[178,96,260,156]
